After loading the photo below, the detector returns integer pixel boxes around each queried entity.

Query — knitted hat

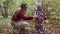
[36,2,42,7]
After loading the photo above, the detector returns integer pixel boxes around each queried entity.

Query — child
[34,3,47,34]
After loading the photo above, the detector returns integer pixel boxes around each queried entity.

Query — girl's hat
[36,2,42,7]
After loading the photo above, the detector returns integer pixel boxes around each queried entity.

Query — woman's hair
[21,3,27,9]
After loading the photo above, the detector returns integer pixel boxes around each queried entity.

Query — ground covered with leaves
[0,17,60,34]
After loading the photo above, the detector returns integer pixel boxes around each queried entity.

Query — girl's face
[37,6,42,10]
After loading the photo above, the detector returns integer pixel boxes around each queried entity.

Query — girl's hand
[44,20,49,24]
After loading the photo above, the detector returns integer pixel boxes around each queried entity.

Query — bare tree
[2,0,9,18]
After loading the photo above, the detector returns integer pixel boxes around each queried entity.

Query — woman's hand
[33,16,38,18]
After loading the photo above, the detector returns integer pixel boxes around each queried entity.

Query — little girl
[34,3,47,34]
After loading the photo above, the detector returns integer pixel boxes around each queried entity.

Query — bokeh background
[0,0,60,34]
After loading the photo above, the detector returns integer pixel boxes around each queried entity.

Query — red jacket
[11,9,33,21]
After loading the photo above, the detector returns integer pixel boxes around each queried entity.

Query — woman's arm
[18,12,33,20]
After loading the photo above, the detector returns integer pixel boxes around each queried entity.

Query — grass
[0,16,11,22]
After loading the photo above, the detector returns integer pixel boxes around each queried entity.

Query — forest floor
[0,16,60,34]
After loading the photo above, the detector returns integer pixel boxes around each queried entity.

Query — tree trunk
[3,1,8,18]
[4,7,8,18]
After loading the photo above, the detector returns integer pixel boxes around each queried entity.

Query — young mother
[11,3,37,34]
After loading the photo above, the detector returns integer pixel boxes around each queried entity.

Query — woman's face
[23,5,27,14]
[24,5,28,10]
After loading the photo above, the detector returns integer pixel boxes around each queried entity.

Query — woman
[11,3,36,34]
[34,3,47,34]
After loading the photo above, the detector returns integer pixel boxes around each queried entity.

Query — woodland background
[0,0,60,34]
